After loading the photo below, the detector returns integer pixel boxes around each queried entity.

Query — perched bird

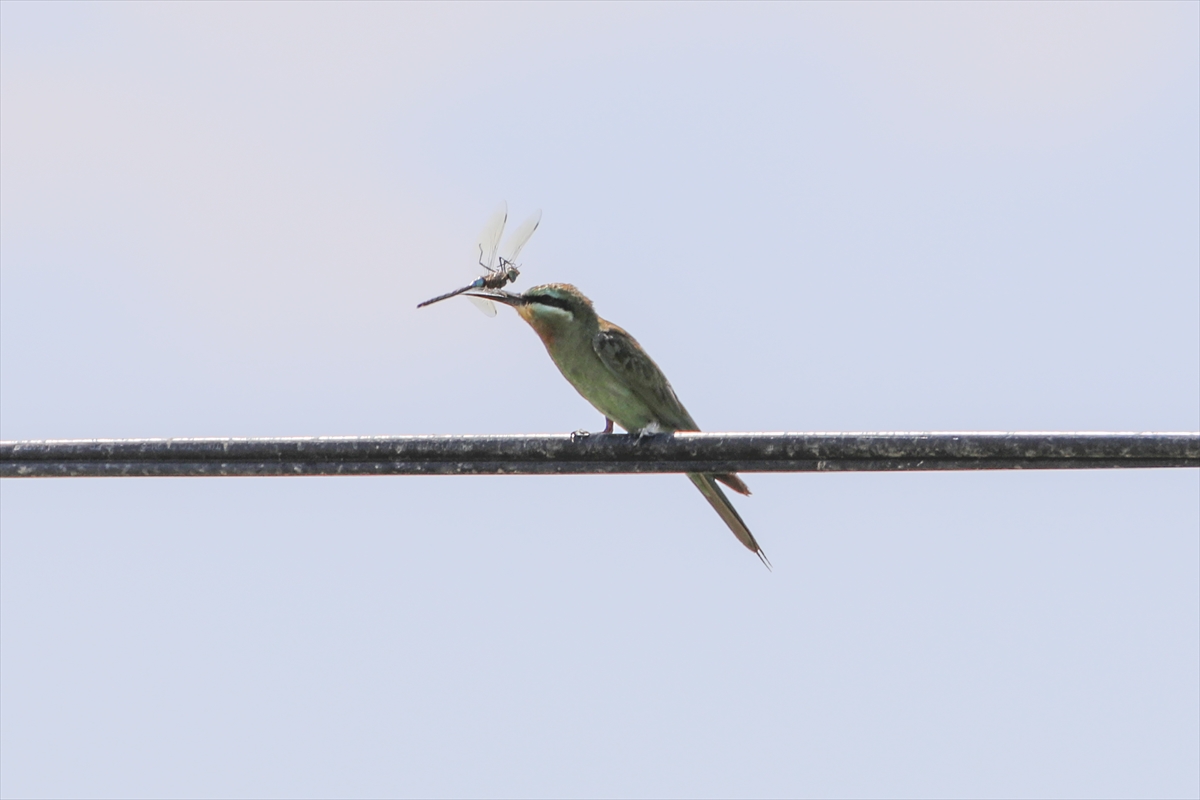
[465,283,769,567]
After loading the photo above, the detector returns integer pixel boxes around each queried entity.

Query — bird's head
[466,283,597,337]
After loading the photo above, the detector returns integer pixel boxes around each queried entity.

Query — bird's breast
[517,312,659,432]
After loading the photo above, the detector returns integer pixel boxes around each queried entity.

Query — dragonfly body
[416,266,518,308]
[418,202,541,316]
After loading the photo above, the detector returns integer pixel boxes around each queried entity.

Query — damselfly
[418,202,542,316]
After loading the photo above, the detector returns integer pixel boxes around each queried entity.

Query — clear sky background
[1,3,1197,798]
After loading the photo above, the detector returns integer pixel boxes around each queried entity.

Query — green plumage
[472,283,768,567]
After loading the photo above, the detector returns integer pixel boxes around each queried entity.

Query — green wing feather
[592,323,751,496]
[593,323,751,496]
[592,324,698,431]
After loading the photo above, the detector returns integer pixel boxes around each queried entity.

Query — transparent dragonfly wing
[466,208,539,317]
[418,202,510,315]
[468,295,498,316]
[464,201,507,316]
[477,201,508,273]
[499,209,542,264]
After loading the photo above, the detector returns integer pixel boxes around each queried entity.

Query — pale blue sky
[2,3,1197,798]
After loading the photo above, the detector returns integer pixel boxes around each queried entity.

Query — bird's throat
[518,305,559,347]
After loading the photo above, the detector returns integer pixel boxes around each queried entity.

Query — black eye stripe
[530,295,573,312]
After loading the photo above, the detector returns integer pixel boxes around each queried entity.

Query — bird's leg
[572,417,616,442]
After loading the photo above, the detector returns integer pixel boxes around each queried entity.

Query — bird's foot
[571,418,616,442]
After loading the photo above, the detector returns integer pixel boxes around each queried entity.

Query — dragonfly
[417,201,542,316]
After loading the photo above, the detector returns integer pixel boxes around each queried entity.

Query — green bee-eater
[465,283,769,567]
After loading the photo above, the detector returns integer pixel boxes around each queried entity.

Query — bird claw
[572,419,616,442]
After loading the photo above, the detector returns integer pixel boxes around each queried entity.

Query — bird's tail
[715,473,751,495]
[687,473,771,569]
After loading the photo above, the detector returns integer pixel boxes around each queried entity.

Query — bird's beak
[463,290,525,306]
